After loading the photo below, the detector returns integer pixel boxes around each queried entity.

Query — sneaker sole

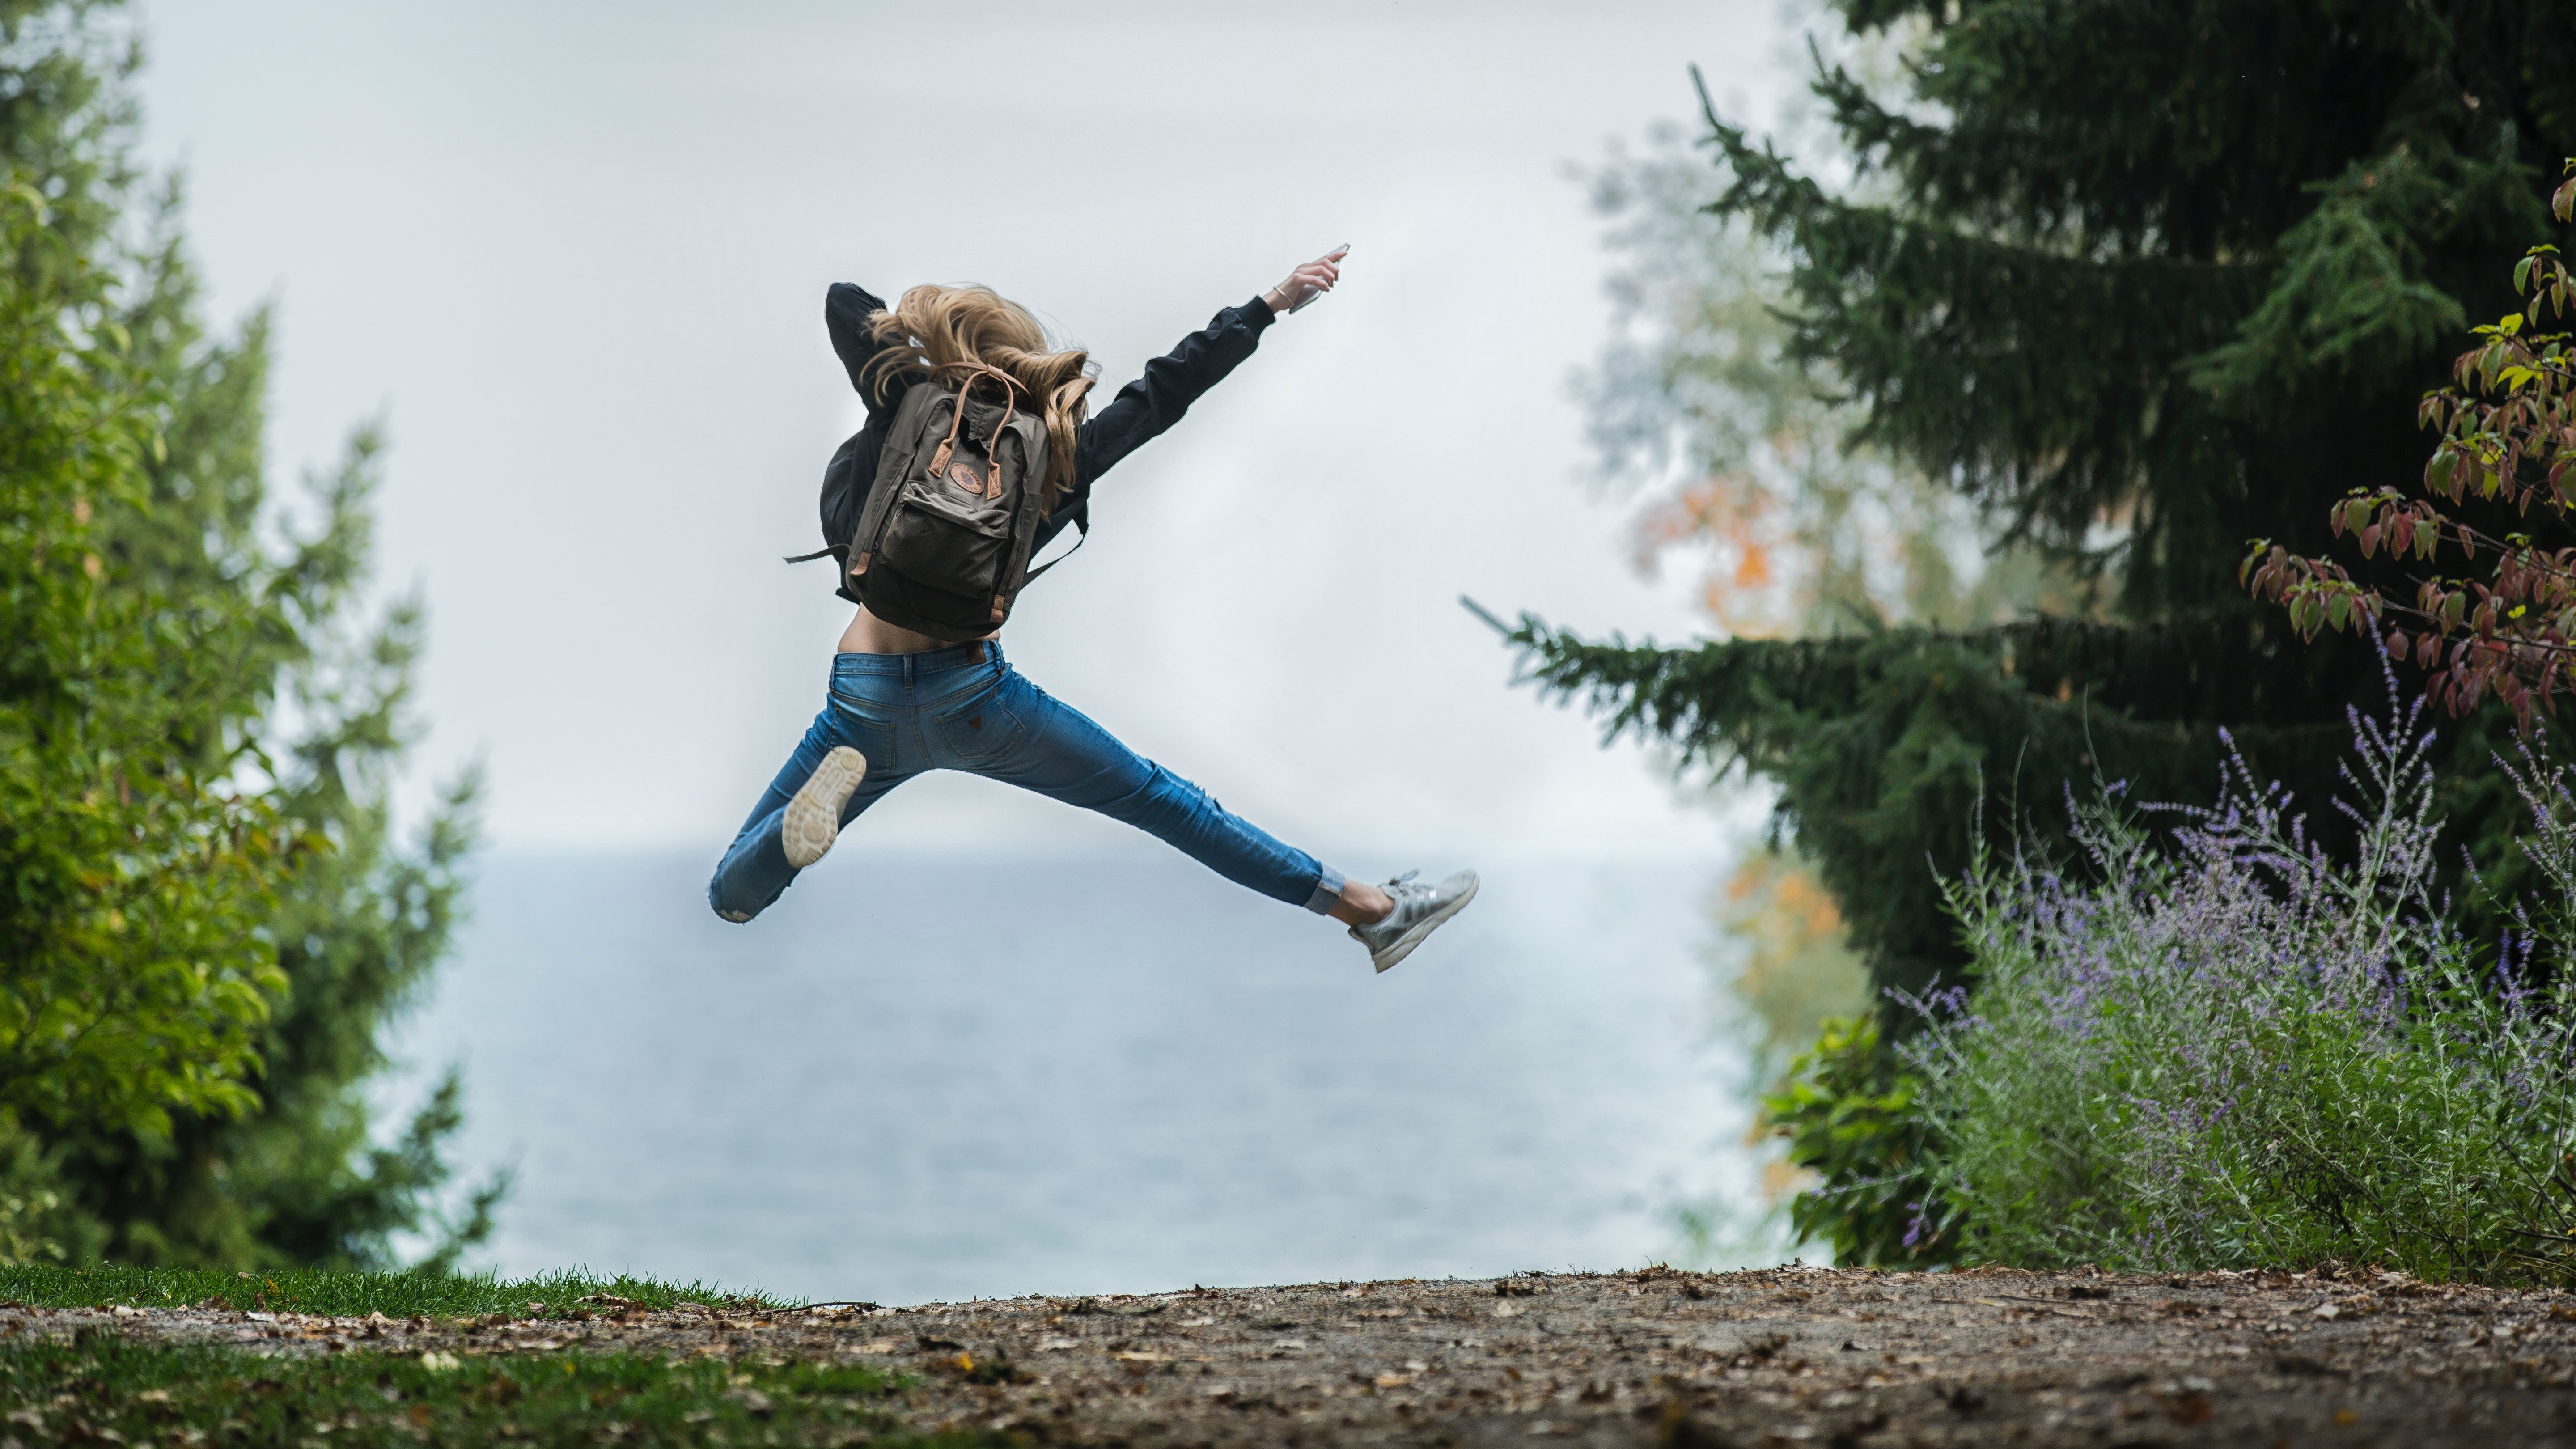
[1371,874,1480,974]
[782,746,868,869]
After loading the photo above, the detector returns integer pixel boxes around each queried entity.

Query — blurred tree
[1577,61,2045,1261]
[1573,43,2068,1115]
[0,0,497,1268]
[1576,44,2084,643]
[1514,0,2576,1011]
[0,66,282,1188]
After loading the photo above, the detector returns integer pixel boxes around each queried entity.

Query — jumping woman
[707,248,1480,973]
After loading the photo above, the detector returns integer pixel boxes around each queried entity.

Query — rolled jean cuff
[1303,865,1347,915]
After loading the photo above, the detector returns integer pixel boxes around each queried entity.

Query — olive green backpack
[836,367,1067,642]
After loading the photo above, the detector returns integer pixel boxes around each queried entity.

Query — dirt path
[20,1263,2576,1445]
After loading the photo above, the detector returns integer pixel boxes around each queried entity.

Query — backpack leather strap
[928,365,1022,490]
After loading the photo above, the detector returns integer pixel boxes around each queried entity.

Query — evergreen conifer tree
[1506,0,2576,1008]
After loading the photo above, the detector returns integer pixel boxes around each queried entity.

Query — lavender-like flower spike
[1896,660,2576,1285]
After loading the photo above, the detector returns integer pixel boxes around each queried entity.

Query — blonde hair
[865,284,1097,511]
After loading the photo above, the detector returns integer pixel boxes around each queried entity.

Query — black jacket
[817,283,1276,604]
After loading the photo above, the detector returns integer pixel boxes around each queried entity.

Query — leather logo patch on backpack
[836,366,1072,644]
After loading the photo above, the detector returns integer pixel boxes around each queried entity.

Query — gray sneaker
[781,746,867,869]
[1349,869,1480,973]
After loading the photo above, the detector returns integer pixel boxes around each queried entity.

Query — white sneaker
[1349,868,1480,973]
[782,746,867,869]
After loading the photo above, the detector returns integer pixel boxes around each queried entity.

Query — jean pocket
[932,687,1026,763]
[823,697,901,773]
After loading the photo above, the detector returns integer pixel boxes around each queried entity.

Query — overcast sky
[132,1,1802,865]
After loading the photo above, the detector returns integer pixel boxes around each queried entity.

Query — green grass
[0,1265,796,1321]
[0,1267,992,1444]
[0,1330,1000,1448]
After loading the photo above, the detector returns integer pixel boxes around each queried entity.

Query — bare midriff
[836,605,997,656]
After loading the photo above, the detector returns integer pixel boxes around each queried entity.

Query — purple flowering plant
[1898,670,2576,1285]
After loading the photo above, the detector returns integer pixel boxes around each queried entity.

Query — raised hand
[1264,245,1348,315]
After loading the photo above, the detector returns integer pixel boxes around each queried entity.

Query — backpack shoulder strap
[1021,513,1086,585]
[1017,418,1085,589]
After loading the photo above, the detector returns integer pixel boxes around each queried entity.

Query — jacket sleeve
[826,282,907,418]
[1043,294,1276,543]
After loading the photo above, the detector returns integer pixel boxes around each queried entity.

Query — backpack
[798,366,1072,642]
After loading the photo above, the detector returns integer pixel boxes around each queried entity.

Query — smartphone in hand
[1290,243,1352,313]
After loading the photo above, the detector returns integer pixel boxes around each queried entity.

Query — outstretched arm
[1048,248,1348,543]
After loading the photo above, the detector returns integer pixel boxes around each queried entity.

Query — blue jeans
[708,642,1346,922]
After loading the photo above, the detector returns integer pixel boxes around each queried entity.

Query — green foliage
[1761,1014,1943,1267]
[0,64,282,1155]
[0,1336,1002,1449]
[1907,710,2576,1285]
[1493,606,2489,1003]
[1521,0,2576,1012]
[2246,174,2576,725]
[1703,2,2572,613]
[0,1264,787,1319]
[2186,147,2479,402]
[0,1130,64,1267]
[0,1,490,1267]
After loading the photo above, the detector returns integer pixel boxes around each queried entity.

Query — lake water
[386,848,1761,1305]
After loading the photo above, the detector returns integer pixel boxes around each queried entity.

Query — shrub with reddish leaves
[2245,163,2576,724]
